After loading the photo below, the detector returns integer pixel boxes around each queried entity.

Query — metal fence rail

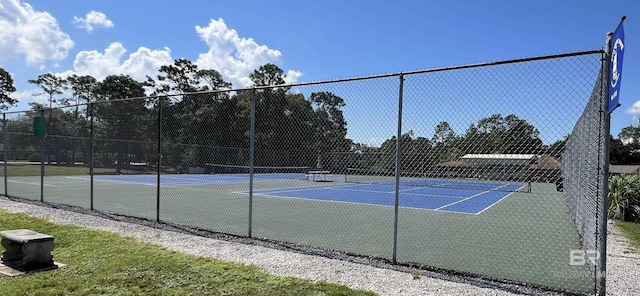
[1,50,607,295]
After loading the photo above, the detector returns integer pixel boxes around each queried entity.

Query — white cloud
[625,100,640,122]
[57,42,172,83]
[49,18,299,95]
[368,137,384,147]
[73,11,114,33]
[0,0,74,65]
[7,89,50,107]
[195,18,302,88]
[625,100,640,115]
[284,70,303,84]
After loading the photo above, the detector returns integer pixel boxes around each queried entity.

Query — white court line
[433,183,519,213]
[331,186,467,199]
[249,192,401,209]
[235,184,466,201]
[7,180,57,187]
[396,186,432,193]
[241,192,480,215]
[66,175,279,187]
[393,186,466,199]
[231,183,367,195]
[474,184,527,215]
[160,175,243,181]
[434,208,482,216]
[237,187,385,196]
[65,176,158,186]
[236,182,427,196]
[160,176,206,181]
[225,181,485,215]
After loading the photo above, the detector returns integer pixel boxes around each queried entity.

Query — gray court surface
[1,174,594,294]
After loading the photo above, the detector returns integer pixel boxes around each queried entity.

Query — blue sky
[0,0,638,147]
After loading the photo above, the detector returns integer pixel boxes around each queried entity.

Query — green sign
[34,117,45,136]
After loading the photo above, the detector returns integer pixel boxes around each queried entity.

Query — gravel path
[1,196,638,296]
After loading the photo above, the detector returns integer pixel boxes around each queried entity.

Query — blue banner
[609,18,625,113]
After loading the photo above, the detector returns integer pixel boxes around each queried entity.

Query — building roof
[609,165,640,175]
[530,155,561,170]
[459,154,536,166]
[436,154,561,169]
[435,160,471,167]
[460,154,537,160]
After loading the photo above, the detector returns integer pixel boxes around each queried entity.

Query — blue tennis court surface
[67,174,523,214]
[66,173,303,185]
[249,183,522,214]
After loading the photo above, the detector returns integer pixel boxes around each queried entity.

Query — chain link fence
[1,50,607,295]
[3,110,45,202]
[562,58,609,293]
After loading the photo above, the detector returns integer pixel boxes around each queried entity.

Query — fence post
[248,88,256,238]
[392,73,404,264]
[156,98,162,223]
[90,103,94,210]
[597,31,614,296]
[40,109,47,202]
[40,109,45,202]
[3,113,7,196]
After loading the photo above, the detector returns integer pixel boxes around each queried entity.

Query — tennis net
[344,168,531,192]
[206,164,310,180]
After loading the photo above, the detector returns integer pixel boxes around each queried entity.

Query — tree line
[348,114,549,174]
[1,60,350,173]
[1,61,636,176]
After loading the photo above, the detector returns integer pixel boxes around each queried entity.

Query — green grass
[0,209,375,296]
[616,220,640,251]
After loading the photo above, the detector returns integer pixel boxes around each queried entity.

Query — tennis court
[67,172,307,186]
[65,173,526,214]
[3,171,593,295]
[0,48,610,295]
[249,183,524,214]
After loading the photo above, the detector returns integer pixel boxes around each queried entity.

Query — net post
[392,73,404,264]
[597,31,614,296]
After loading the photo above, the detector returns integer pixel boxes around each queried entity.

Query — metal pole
[156,98,162,222]
[90,103,94,210]
[3,113,7,196]
[40,109,44,202]
[248,89,256,238]
[392,74,404,263]
[597,31,614,296]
